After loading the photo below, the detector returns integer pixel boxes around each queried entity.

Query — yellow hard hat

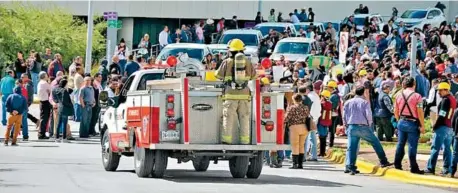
[321,90,331,98]
[227,39,245,51]
[359,69,367,76]
[437,82,451,90]
[260,77,270,85]
[327,80,338,88]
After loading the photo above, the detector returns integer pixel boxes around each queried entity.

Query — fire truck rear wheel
[192,156,210,172]
[134,146,155,178]
[246,151,264,179]
[151,150,168,178]
[102,131,120,171]
[229,156,250,178]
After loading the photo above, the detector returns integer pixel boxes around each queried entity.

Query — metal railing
[130,44,161,59]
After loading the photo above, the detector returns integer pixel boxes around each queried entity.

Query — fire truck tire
[134,146,155,178]
[192,156,210,172]
[102,131,120,172]
[151,150,168,178]
[229,156,250,178]
[246,151,264,179]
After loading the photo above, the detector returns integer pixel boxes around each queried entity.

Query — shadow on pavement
[155,169,361,187]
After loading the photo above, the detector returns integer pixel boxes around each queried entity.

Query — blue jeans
[119,59,127,75]
[394,119,420,171]
[1,94,11,125]
[345,124,388,170]
[31,72,39,94]
[305,130,318,159]
[284,131,291,158]
[452,138,458,174]
[427,126,453,173]
[56,115,68,139]
[21,110,28,138]
[196,39,204,44]
[79,105,92,138]
[317,124,328,137]
[73,103,81,122]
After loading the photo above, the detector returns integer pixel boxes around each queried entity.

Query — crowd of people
[0,48,133,144]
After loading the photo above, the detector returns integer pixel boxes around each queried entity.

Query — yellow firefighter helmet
[321,90,331,98]
[437,82,451,90]
[228,39,246,51]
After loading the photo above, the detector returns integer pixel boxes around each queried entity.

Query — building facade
[5,1,458,50]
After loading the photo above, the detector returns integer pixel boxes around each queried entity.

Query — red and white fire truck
[99,55,290,179]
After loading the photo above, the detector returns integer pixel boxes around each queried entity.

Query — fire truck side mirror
[99,91,109,103]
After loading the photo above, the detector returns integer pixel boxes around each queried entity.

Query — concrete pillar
[117,18,134,51]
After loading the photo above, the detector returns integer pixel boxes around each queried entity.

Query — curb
[326,150,458,189]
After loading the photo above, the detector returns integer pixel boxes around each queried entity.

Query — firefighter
[216,39,256,145]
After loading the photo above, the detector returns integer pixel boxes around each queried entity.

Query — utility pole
[410,34,417,78]
[85,0,94,74]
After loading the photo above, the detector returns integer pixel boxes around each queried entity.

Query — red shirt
[21,86,28,102]
[319,100,332,126]
[436,63,446,75]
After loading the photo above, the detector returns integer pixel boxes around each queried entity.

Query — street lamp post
[85,0,94,74]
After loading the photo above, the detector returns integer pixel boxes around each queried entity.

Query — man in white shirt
[37,71,51,139]
[158,26,169,49]
[289,13,300,24]
[73,67,84,122]
[304,83,321,161]
[427,79,441,125]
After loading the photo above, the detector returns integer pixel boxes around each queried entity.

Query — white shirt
[307,92,321,124]
[159,31,169,46]
[37,80,51,101]
[426,87,441,113]
[105,87,115,98]
[290,15,300,24]
[114,46,129,60]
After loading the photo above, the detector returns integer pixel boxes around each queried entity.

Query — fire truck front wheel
[229,156,250,178]
[134,146,155,178]
[192,156,210,172]
[102,132,120,171]
[246,151,264,179]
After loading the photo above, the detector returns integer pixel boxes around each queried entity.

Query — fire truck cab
[99,58,290,179]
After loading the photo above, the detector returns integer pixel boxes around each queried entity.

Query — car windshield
[210,48,227,55]
[353,17,366,26]
[158,48,204,61]
[254,26,286,36]
[294,24,313,32]
[219,34,258,46]
[331,23,340,31]
[401,10,427,19]
[273,42,310,54]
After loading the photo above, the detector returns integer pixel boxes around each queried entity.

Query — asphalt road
[0,141,455,193]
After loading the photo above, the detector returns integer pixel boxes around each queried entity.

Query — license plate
[161,130,180,141]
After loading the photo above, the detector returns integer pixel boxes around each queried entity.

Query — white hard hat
[206,19,214,25]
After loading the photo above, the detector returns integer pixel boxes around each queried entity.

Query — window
[401,10,427,19]
[254,26,286,36]
[429,10,441,18]
[219,34,258,46]
[121,76,135,96]
[353,18,366,26]
[137,73,165,90]
[273,42,311,54]
[158,48,204,61]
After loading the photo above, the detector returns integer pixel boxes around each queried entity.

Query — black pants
[329,116,339,147]
[27,113,38,124]
[89,106,100,135]
[376,117,394,141]
[39,100,51,136]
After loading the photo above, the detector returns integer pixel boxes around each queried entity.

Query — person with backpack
[393,77,426,174]
[98,59,109,89]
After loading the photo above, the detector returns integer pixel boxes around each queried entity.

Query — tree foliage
[0,2,106,68]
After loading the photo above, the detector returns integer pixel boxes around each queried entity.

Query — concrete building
[5,1,458,49]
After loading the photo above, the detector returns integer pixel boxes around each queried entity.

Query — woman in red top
[435,56,446,75]
[318,90,332,156]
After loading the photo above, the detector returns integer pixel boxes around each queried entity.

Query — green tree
[0,2,106,70]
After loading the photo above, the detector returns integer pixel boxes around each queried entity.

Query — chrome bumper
[149,144,290,151]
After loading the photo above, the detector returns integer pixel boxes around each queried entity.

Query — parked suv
[396,8,446,30]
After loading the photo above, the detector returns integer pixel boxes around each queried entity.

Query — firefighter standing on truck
[216,39,256,145]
